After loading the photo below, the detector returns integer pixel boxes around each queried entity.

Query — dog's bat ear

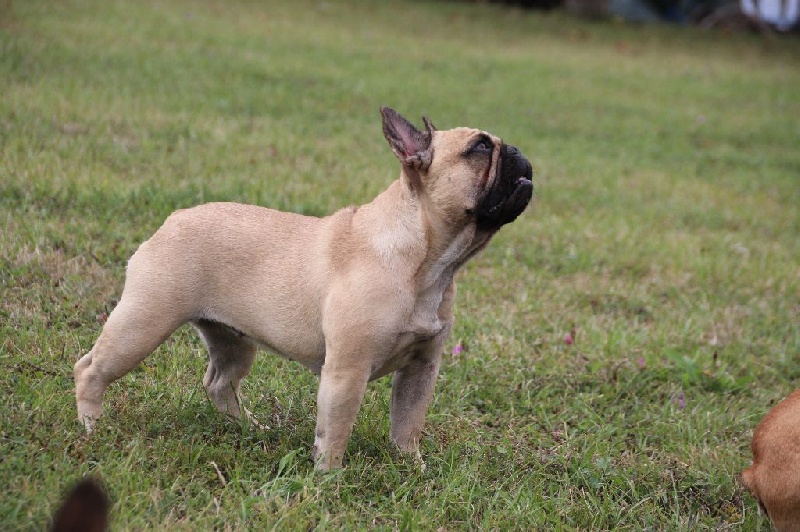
[422,115,436,134]
[380,107,433,172]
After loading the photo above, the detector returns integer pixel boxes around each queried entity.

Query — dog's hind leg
[74,296,185,433]
[193,319,260,425]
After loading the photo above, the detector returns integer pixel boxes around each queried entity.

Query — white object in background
[741,0,799,30]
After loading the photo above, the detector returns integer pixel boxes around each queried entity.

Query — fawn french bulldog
[74,107,534,470]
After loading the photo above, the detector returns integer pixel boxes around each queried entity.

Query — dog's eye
[468,137,492,155]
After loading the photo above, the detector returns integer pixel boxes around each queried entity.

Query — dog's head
[381,107,533,233]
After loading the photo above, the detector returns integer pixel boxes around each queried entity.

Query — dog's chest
[369,281,449,380]
[370,331,438,380]
[408,289,445,337]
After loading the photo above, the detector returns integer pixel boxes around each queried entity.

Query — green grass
[2,0,799,528]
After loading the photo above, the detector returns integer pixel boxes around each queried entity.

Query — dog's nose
[522,159,533,180]
[502,144,532,180]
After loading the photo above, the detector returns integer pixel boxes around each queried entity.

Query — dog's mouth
[475,144,533,231]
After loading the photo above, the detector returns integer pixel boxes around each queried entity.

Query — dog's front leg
[313,360,370,471]
[390,282,455,460]
[390,345,443,460]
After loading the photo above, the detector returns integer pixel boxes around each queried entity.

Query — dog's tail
[51,477,110,532]
[740,466,769,516]
[740,465,756,494]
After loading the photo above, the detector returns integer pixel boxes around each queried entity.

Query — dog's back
[742,389,800,531]
[51,477,110,532]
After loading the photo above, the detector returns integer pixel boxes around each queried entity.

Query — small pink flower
[97,312,108,324]
[451,343,463,356]
[672,391,686,410]
[563,332,573,345]
[637,357,645,369]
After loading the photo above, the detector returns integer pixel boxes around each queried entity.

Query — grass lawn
[2,0,799,528]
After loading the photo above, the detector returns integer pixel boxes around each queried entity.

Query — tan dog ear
[380,107,433,172]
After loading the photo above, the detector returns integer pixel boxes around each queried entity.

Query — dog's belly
[254,334,327,375]
[201,300,327,374]
[250,324,327,374]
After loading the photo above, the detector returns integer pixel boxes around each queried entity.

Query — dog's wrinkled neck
[357,178,485,291]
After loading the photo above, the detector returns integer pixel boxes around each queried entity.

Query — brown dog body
[74,107,533,470]
[742,389,800,531]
